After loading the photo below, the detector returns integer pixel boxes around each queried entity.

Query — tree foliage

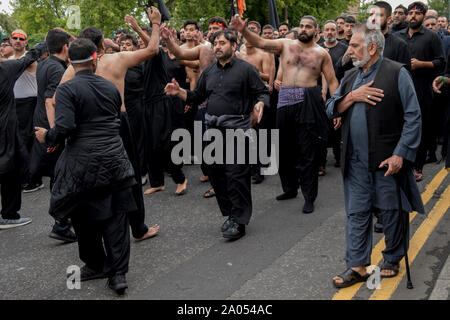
[428,0,450,19]
[10,0,362,37]
[0,12,20,36]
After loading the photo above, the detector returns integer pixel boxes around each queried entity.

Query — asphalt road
[0,154,448,300]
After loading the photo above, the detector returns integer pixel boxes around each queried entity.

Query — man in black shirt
[165,30,269,240]
[390,5,408,32]
[397,1,446,181]
[30,29,77,241]
[370,2,411,70]
[0,42,47,230]
[342,16,356,46]
[336,16,346,41]
[36,38,136,295]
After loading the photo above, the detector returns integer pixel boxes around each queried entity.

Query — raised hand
[147,6,161,25]
[230,14,247,33]
[160,23,171,40]
[124,15,139,30]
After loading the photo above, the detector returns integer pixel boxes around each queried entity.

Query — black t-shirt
[34,55,67,128]
[320,41,348,71]
[161,50,188,90]
[124,64,144,104]
[142,47,169,103]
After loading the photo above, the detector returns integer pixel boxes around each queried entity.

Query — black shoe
[276,191,298,201]
[23,182,44,193]
[302,201,314,214]
[252,173,264,184]
[374,222,383,233]
[49,224,77,243]
[107,274,128,295]
[222,222,246,240]
[334,161,341,168]
[221,218,234,233]
[80,265,106,282]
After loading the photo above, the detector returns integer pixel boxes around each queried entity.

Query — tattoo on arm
[262,45,279,53]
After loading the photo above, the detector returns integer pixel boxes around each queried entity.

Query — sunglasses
[1,43,12,48]
[12,36,26,41]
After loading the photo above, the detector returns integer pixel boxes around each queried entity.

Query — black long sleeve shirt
[396,26,446,101]
[384,32,411,70]
[186,56,269,116]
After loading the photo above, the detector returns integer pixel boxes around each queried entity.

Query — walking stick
[393,169,414,289]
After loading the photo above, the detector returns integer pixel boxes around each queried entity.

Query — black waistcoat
[339,58,405,173]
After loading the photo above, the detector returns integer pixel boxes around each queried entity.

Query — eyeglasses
[1,43,12,48]
[12,36,26,41]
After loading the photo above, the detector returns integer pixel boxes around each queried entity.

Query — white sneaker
[0,217,32,230]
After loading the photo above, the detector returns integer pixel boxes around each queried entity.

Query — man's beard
[409,19,423,29]
[352,50,371,68]
[215,48,233,61]
[298,33,314,43]
[325,37,336,43]
[380,21,387,31]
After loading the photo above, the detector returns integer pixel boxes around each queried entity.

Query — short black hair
[248,21,261,31]
[183,19,200,30]
[208,16,228,28]
[120,34,138,48]
[211,30,237,45]
[286,30,298,38]
[279,22,290,30]
[79,27,104,51]
[345,16,357,24]
[336,15,347,22]
[46,29,71,54]
[116,29,130,36]
[301,15,318,28]
[407,1,428,14]
[373,1,392,17]
[141,26,152,36]
[395,5,407,15]
[69,38,97,67]
[263,24,275,31]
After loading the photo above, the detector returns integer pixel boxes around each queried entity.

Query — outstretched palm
[230,14,247,32]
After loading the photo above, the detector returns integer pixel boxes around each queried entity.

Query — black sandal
[381,260,399,278]
[333,268,371,289]
[203,189,216,198]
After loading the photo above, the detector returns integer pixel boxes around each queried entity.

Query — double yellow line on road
[333,167,449,300]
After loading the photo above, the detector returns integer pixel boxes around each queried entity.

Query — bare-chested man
[232,14,339,214]
[161,16,228,197]
[59,7,162,241]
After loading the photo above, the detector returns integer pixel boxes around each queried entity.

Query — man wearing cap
[396,1,446,182]
[35,38,135,295]
[9,30,39,192]
[0,41,48,229]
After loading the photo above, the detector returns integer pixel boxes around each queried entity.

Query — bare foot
[144,186,165,195]
[333,266,367,285]
[175,179,188,195]
[134,224,159,242]
[200,175,209,182]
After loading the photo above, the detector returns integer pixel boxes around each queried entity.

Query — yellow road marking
[369,185,450,300]
[332,167,448,300]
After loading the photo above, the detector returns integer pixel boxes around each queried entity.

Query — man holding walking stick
[326,24,425,288]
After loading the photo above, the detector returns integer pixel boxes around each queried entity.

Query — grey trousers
[345,209,409,268]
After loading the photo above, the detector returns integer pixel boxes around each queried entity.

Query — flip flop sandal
[333,268,371,289]
[318,168,326,176]
[203,189,216,198]
[380,260,400,278]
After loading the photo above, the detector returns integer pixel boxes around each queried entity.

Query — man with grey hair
[326,24,424,288]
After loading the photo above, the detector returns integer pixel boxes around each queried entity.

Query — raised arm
[231,15,284,55]
[161,25,201,61]
[125,15,150,48]
[118,6,161,69]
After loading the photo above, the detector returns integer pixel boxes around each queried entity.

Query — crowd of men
[0,1,449,295]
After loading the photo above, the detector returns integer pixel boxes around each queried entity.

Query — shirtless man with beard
[232,14,339,214]
[58,7,162,241]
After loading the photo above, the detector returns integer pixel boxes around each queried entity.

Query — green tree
[428,0,450,19]
[0,12,20,36]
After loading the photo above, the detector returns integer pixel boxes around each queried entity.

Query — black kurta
[45,70,136,221]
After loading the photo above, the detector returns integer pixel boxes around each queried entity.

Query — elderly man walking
[326,24,425,288]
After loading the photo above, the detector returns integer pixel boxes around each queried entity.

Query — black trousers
[15,97,36,152]
[120,113,148,239]
[71,208,130,277]
[415,96,433,170]
[29,136,63,186]
[145,98,185,188]
[317,124,341,167]
[277,104,319,202]
[207,129,252,225]
[125,99,147,176]
[0,169,22,220]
